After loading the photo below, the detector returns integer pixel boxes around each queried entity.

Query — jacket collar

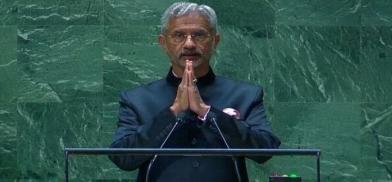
[166,67,216,87]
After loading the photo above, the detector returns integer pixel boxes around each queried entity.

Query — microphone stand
[145,118,181,182]
[211,116,242,182]
[145,113,242,182]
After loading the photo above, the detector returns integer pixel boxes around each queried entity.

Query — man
[109,2,280,182]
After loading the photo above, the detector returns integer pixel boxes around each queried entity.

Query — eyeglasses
[168,31,212,44]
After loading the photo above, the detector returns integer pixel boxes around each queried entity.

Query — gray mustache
[180,52,202,56]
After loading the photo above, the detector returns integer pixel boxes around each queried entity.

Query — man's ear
[213,34,220,49]
[159,35,167,51]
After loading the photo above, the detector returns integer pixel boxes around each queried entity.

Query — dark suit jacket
[109,68,281,182]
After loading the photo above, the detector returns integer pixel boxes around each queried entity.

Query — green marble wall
[0,0,391,181]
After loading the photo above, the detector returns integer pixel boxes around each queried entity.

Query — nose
[183,35,196,49]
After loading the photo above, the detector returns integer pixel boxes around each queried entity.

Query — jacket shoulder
[120,79,168,99]
[215,76,263,93]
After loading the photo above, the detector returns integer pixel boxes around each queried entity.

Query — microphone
[210,113,242,182]
[145,113,184,182]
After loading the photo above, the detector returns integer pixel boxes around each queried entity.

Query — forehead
[166,13,212,32]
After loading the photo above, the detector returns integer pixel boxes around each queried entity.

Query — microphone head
[176,112,186,122]
[208,111,217,120]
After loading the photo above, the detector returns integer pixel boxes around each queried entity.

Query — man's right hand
[170,61,191,116]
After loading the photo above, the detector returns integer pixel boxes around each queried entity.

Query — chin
[189,58,203,64]
[178,58,199,66]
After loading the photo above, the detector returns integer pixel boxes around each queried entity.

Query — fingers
[187,61,197,86]
[190,62,196,83]
[171,60,191,114]
[185,61,190,86]
[180,62,188,86]
[187,67,192,87]
[172,60,200,115]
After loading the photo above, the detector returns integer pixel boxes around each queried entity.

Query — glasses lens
[169,31,210,44]
[193,32,208,42]
[172,32,185,43]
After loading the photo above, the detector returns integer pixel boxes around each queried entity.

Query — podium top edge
[64,148,321,156]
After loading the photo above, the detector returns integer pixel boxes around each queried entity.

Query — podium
[64,148,321,182]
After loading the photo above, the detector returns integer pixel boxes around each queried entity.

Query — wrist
[170,105,181,116]
[197,104,211,118]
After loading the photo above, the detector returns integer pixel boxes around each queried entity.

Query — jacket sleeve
[108,92,179,171]
[202,87,281,163]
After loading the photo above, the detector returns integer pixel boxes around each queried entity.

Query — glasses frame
[166,31,213,44]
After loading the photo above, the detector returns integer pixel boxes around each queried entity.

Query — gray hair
[160,2,218,34]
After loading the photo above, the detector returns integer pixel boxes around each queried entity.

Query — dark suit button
[192,161,199,168]
[191,138,197,145]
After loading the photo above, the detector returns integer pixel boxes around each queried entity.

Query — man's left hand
[187,61,210,117]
